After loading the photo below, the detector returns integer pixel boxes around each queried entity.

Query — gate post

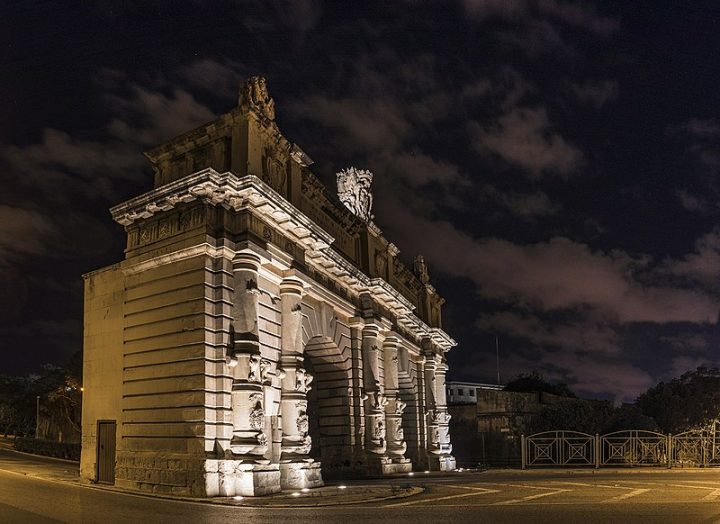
[667,434,672,469]
[521,434,526,469]
[595,434,600,469]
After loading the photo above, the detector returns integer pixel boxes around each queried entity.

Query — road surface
[1,444,720,523]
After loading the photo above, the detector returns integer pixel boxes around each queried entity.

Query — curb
[77,481,424,507]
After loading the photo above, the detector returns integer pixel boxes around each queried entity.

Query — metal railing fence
[522,423,720,469]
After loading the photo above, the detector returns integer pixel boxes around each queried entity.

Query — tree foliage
[636,366,720,434]
[504,372,576,398]
[527,401,659,435]
[0,352,82,439]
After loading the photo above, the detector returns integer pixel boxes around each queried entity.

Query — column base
[379,459,412,475]
[427,454,456,472]
[279,460,324,489]
[205,460,281,497]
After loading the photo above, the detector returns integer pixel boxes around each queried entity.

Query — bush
[14,437,80,461]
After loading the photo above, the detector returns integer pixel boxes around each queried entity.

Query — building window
[470,389,475,396]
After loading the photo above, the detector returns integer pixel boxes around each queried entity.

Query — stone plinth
[379,460,412,475]
[279,460,324,489]
[428,455,456,472]
[205,460,281,497]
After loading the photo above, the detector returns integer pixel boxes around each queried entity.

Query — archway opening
[304,335,354,478]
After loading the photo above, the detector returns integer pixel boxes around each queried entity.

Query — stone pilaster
[382,335,412,473]
[361,321,391,473]
[423,340,456,471]
[278,276,323,489]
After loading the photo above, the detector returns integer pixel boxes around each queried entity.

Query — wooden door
[97,421,116,484]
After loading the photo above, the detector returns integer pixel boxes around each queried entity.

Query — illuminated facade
[81,77,456,496]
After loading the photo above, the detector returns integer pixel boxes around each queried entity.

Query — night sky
[3,1,720,402]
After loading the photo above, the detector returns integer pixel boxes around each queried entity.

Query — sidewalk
[0,441,424,506]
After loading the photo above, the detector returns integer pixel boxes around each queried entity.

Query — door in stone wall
[97,420,116,484]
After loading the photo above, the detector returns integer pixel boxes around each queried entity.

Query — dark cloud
[472,106,584,177]
[571,80,618,108]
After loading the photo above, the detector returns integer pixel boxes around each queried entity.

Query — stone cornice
[109,168,456,352]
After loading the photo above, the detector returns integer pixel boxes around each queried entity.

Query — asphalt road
[2,445,720,523]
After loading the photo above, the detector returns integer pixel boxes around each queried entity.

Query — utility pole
[35,395,40,439]
[495,335,501,386]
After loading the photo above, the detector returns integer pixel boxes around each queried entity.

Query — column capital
[233,250,262,270]
[383,334,401,349]
[279,276,304,296]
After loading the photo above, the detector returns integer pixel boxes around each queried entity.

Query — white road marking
[492,489,570,506]
[603,488,650,502]
[554,481,631,490]
[385,486,499,507]
[701,489,720,501]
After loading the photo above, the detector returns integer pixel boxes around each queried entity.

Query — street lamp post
[35,395,40,439]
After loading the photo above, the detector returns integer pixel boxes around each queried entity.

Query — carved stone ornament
[368,391,388,410]
[336,167,374,222]
[257,432,268,447]
[239,76,276,121]
[374,417,385,440]
[431,427,440,444]
[248,355,261,382]
[297,413,309,434]
[246,277,261,297]
[374,249,388,278]
[295,368,313,392]
[262,147,286,192]
[413,255,430,284]
[433,411,451,425]
[395,399,407,416]
[249,394,265,431]
[259,358,272,384]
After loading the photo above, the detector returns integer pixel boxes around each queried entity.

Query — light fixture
[233,495,243,501]
[292,492,300,497]
[338,485,347,489]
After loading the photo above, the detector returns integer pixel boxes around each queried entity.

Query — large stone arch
[300,301,356,477]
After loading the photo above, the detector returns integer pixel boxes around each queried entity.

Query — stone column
[218,251,280,497]
[423,341,456,471]
[278,276,323,489]
[228,252,268,460]
[382,335,412,473]
[362,321,390,473]
[349,318,367,470]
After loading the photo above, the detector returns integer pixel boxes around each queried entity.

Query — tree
[504,372,576,398]
[0,353,83,439]
[636,366,720,434]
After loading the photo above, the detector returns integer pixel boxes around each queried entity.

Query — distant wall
[450,389,578,467]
